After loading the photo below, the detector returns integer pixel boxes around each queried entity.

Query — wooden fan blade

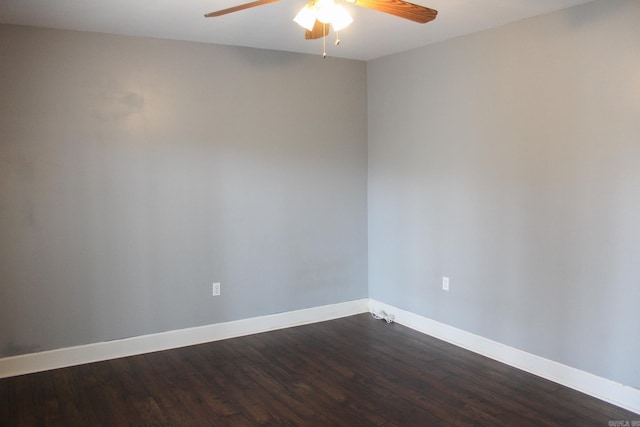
[204,0,279,18]
[305,20,331,40]
[352,0,437,24]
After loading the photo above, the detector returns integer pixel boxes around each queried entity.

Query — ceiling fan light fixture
[330,5,353,31]
[295,0,352,33]
[293,5,317,31]
[316,0,338,24]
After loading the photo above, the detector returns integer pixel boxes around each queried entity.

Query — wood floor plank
[1,314,637,426]
[6,375,36,427]
[49,369,87,426]
[156,349,228,426]
[131,353,204,426]
[0,377,10,423]
[108,357,172,426]
[30,371,62,426]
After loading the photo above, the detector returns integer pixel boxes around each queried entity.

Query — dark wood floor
[1,314,637,426]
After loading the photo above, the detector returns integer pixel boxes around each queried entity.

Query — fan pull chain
[335,31,340,45]
[322,23,327,58]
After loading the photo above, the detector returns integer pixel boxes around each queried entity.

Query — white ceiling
[0,0,594,60]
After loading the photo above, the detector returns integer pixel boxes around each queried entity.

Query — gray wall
[0,25,368,357]
[368,0,640,389]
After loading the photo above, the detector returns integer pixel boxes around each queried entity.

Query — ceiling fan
[205,0,437,55]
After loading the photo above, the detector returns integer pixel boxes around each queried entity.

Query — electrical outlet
[442,277,450,291]
[212,282,221,296]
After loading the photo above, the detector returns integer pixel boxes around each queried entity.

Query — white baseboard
[369,299,640,415]
[3,297,637,415]
[0,298,369,379]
